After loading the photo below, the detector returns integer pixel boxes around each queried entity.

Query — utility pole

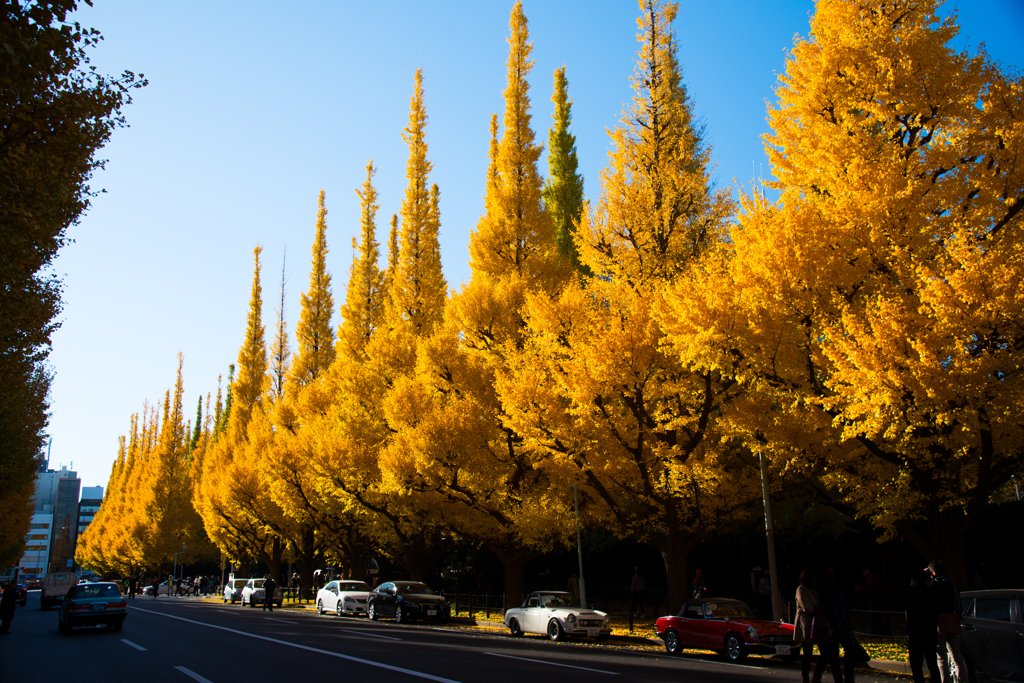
[760,451,784,621]
[572,483,587,608]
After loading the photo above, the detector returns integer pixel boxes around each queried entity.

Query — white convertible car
[504,591,612,641]
[316,580,371,616]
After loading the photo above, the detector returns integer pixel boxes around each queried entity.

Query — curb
[868,659,912,675]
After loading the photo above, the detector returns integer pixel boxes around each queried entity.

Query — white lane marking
[338,628,401,641]
[130,606,460,683]
[265,617,298,624]
[120,639,147,651]
[484,652,619,675]
[175,666,214,683]
[216,610,235,614]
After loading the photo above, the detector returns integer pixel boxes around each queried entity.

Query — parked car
[240,578,283,608]
[223,578,247,604]
[655,597,796,662]
[57,581,127,633]
[367,581,450,624]
[959,589,1024,682]
[316,580,371,617]
[40,572,79,610]
[504,591,612,642]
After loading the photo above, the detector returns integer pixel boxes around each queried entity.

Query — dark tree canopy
[0,0,144,563]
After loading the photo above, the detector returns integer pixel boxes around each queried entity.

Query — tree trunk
[269,537,283,584]
[898,508,971,590]
[652,531,698,615]
[486,543,539,609]
[296,526,317,600]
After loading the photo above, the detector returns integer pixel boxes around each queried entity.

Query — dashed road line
[338,629,401,641]
[265,617,298,624]
[120,639,147,651]
[175,666,214,683]
[484,652,620,675]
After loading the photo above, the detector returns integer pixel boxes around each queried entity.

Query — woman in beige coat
[795,568,829,683]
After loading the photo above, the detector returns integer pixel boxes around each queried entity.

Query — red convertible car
[656,598,796,661]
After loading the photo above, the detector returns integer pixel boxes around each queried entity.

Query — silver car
[960,589,1024,682]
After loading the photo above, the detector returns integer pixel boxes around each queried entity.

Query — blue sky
[52,0,1024,489]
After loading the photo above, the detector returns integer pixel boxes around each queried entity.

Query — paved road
[0,591,899,683]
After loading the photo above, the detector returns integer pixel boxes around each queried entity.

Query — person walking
[263,575,277,612]
[151,576,160,599]
[927,561,966,683]
[0,582,17,635]
[823,567,857,683]
[906,568,941,683]
[631,567,645,618]
[127,575,136,600]
[795,568,829,683]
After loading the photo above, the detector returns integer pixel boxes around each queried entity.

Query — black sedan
[960,589,1024,682]
[12,582,27,607]
[58,582,127,633]
[366,581,450,624]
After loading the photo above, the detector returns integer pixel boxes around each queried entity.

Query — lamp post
[172,546,186,596]
[571,483,587,608]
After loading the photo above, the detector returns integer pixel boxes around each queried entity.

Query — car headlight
[747,626,760,641]
[565,614,578,627]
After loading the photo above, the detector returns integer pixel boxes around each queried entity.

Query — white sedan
[316,580,371,616]
[240,578,283,608]
[223,578,247,604]
[504,591,612,641]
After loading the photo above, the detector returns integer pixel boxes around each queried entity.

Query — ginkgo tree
[672,0,1024,588]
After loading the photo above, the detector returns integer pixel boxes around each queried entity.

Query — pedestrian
[794,568,829,683]
[691,569,706,599]
[906,568,941,683]
[630,567,645,617]
[151,576,159,599]
[193,575,201,597]
[0,582,16,635]
[822,567,857,683]
[568,572,580,606]
[927,561,966,683]
[263,574,277,612]
[751,566,772,619]
[128,575,136,600]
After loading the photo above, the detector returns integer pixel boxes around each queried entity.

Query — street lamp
[172,546,186,596]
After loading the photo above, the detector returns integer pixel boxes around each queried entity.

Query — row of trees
[0,1,144,564]
[77,0,1022,608]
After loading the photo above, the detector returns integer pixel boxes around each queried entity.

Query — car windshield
[537,593,574,608]
[72,584,120,599]
[397,583,433,596]
[251,579,265,588]
[339,582,369,592]
[705,602,755,619]
[232,580,247,588]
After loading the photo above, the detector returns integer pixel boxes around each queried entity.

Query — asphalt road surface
[0,591,902,683]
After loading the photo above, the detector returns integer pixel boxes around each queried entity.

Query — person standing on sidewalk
[263,575,277,612]
[927,561,966,683]
[795,568,829,683]
[631,567,645,618]
[906,568,940,683]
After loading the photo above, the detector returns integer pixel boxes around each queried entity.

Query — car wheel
[336,602,344,617]
[317,599,324,614]
[368,603,378,621]
[509,618,523,637]
[724,633,746,661]
[547,618,565,642]
[395,605,406,624]
[664,628,682,655]
[223,597,227,603]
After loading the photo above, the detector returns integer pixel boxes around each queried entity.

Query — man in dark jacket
[927,561,966,683]
[263,575,277,612]
[906,569,940,682]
